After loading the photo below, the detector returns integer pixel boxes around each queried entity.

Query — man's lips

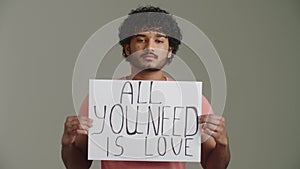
[141,53,158,59]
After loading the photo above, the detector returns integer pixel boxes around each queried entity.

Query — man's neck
[128,67,166,81]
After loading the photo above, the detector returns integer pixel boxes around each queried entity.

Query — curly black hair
[119,6,182,61]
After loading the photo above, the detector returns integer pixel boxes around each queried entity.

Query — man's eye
[137,39,146,42]
[156,39,164,43]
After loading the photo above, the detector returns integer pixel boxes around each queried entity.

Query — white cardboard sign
[88,79,202,162]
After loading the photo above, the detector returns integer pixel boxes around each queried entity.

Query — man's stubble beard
[126,53,170,72]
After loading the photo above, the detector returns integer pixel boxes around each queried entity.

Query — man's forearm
[205,144,230,169]
[61,145,92,169]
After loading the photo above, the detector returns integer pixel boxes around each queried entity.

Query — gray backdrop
[0,0,299,169]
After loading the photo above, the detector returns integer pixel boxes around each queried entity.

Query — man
[61,6,230,169]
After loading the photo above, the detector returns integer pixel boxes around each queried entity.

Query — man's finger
[66,116,78,122]
[203,127,215,136]
[77,129,88,135]
[203,123,218,131]
[199,115,224,125]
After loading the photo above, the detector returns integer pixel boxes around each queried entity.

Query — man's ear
[124,44,131,57]
[167,47,173,58]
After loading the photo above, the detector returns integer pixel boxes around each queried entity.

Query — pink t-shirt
[78,79,213,169]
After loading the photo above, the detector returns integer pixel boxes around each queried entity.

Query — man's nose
[145,39,155,51]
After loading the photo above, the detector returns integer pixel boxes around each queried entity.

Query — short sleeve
[202,95,213,115]
[78,95,89,116]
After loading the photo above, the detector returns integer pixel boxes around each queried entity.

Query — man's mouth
[141,52,158,60]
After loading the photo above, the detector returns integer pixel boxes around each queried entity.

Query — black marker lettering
[137,81,147,104]
[106,137,109,157]
[157,137,167,156]
[109,104,124,134]
[126,105,143,135]
[149,81,162,104]
[173,106,184,136]
[147,106,160,135]
[114,136,124,156]
[92,105,106,135]
[120,81,133,104]
[144,136,153,156]
[185,138,193,157]
[184,106,199,137]
[161,106,170,136]
[171,137,183,155]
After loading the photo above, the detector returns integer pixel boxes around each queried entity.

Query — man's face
[124,31,172,71]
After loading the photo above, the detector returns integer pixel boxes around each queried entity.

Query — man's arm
[61,116,93,169]
[200,115,231,169]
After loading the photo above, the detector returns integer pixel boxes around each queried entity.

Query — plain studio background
[0,0,299,169]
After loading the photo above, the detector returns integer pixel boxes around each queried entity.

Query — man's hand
[61,116,93,147]
[199,114,228,146]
